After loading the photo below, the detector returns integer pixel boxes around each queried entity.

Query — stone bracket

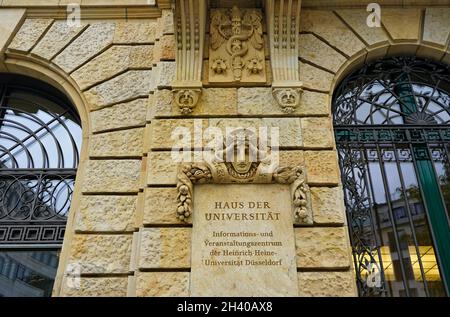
[265,0,303,112]
[172,0,207,114]
[176,162,312,225]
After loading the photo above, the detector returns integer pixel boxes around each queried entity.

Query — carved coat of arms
[209,6,266,83]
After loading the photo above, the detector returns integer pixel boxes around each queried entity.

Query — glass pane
[345,145,447,296]
[0,250,59,297]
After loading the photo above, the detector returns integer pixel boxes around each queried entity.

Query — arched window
[0,74,82,297]
[333,56,450,297]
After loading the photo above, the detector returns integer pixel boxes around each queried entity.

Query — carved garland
[176,163,311,224]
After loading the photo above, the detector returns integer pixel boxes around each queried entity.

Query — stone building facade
[0,0,449,297]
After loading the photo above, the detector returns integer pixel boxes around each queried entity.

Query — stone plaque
[190,184,298,296]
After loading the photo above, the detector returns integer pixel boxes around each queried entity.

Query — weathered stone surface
[61,277,128,297]
[136,272,189,297]
[237,88,329,116]
[299,62,334,92]
[82,160,142,193]
[209,118,262,131]
[72,45,153,90]
[150,119,208,150]
[84,70,153,110]
[68,234,133,273]
[155,61,176,87]
[91,98,147,133]
[113,20,157,44]
[159,9,174,35]
[191,184,298,296]
[299,34,347,73]
[32,21,85,60]
[304,151,340,185]
[75,195,137,232]
[301,117,333,149]
[89,128,144,157]
[0,9,26,53]
[53,22,115,73]
[138,228,191,269]
[311,187,345,225]
[297,271,356,297]
[8,18,53,52]
[300,10,365,57]
[154,34,175,61]
[336,10,389,46]
[295,227,350,269]
[262,118,303,148]
[279,150,304,168]
[299,91,329,116]
[152,88,237,117]
[143,187,185,224]
[147,152,178,185]
[382,9,422,41]
[423,8,450,47]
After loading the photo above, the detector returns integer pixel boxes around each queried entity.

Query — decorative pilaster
[265,0,303,113]
[172,0,207,114]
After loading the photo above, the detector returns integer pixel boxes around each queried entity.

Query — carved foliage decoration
[172,0,206,114]
[209,6,266,83]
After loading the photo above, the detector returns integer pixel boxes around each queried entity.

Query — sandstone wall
[0,3,449,297]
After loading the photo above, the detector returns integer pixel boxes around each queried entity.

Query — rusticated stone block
[84,70,153,110]
[336,10,389,46]
[299,62,334,92]
[8,18,53,52]
[300,10,365,57]
[279,150,304,168]
[138,228,191,269]
[295,227,351,269]
[91,99,147,133]
[82,160,142,193]
[68,234,133,273]
[262,118,303,148]
[146,152,178,185]
[155,61,176,88]
[113,20,157,44]
[135,272,189,297]
[143,187,185,224]
[299,34,347,73]
[61,277,128,297]
[301,117,334,149]
[423,8,450,47]
[297,271,356,297]
[75,195,137,232]
[299,91,329,116]
[382,9,421,41]
[53,22,115,73]
[89,128,144,157]
[311,187,346,225]
[304,151,340,185]
[73,45,153,90]
[32,20,86,60]
[150,119,208,150]
[0,9,25,53]
[153,34,175,61]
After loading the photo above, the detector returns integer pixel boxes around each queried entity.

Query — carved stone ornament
[173,89,201,114]
[209,6,266,83]
[171,0,206,114]
[176,128,312,224]
[272,87,303,113]
[265,0,303,112]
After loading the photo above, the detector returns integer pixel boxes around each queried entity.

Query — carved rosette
[273,166,312,224]
[272,87,303,113]
[173,89,201,115]
[176,163,212,222]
